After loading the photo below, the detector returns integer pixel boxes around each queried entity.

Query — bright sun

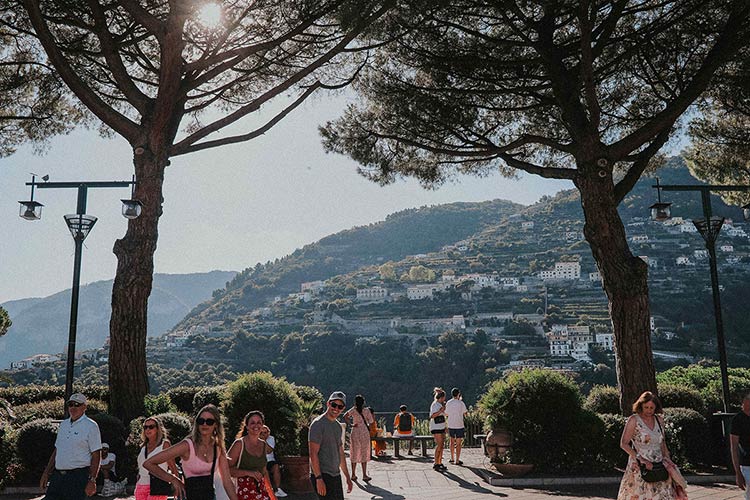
[196,3,222,28]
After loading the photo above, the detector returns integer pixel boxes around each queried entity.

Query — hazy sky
[0,93,573,304]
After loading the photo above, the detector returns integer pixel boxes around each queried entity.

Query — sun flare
[196,3,222,28]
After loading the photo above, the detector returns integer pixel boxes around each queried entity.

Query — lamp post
[19,175,141,413]
[651,178,750,413]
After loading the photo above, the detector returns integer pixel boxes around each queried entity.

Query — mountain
[0,271,236,368]
[175,199,524,329]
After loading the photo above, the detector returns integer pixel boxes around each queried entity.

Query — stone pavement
[3,449,744,500]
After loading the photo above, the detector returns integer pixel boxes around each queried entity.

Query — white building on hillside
[356,287,388,301]
[301,280,326,294]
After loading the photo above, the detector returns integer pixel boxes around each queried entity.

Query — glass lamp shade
[649,202,672,222]
[18,200,43,220]
[743,203,750,222]
[121,199,143,219]
[64,214,98,240]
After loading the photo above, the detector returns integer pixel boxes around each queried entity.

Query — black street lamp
[19,175,140,414]
[651,178,750,413]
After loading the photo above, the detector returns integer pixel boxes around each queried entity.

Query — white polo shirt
[445,398,468,430]
[54,414,102,470]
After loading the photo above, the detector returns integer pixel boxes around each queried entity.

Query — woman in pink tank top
[145,405,238,500]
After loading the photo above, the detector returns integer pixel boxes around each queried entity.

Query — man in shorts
[731,393,750,498]
[309,391,353,500]
[445,387,468,465]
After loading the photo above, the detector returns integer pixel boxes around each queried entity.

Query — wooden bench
[372,435,435,458]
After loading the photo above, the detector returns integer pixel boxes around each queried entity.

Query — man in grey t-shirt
[309,391,352,499]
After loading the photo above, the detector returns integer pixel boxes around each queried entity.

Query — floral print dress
[617,414,675,500]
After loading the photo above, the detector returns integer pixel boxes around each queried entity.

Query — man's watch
[315,475,323,480]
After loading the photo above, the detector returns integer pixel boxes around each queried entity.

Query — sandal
[456,460,463,465]
[363,476,372,482]
[351,475,358,481]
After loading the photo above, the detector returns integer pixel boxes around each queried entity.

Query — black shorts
[266,460,277,472]
[310,473,343,500]
[430,429,446,435]
[448,428,465,438]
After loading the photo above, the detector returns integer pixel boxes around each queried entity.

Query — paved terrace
[3,449,743,500]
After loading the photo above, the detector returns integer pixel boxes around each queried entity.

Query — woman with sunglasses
[227,411,274,500]
[136,416,179,500]
[145,405,238,500]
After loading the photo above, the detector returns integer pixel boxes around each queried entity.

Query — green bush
[293,384,323,408]
[658,384,705,414]
[0,421,17,488]
[16,419,58,483]
[663,407,710,468]
[478,369,596,472]
[597,413,626,470]
[144,394,177,416]
[584,385,620,414]
[192,385,226,413]
[657,365,750,413]
[0,385,108,406]
[90,413,129,480]
[166,387,200,413]
[12,399,107,426]
[222,372,302,456]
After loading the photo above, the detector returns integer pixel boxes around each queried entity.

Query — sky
[0,93,574,304]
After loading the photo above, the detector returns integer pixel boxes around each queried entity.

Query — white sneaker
[275,488,288,498]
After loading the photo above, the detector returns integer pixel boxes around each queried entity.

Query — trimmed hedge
[479,369,598,472]
[166,387,200,414]
[192,385,226,413]
[13,399,108,426]
[144,394,177,416]
[658,384,705,414]
[15,419,58,483]
[597,413,626,470]
[222,372,303,457]
[0,385,108,406]
[584,385,620,414]
[663,407,710,468]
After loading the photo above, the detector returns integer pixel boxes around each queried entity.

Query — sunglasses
[329,402,345,410]
[196,417,216,426]
[143,424,157,430]
[67,401,83,408]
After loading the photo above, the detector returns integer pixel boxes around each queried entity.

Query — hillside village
[7,163,750,380]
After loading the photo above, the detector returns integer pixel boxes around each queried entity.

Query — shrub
[658,384,705,414]
[0,422,17,488]
[90,413,129,480]
[663,407,710,468]
[16,419,58,483]
[597,413,626,470]
[166,387,200,413]
[478,369,596,472]
[222,372,302,456]
[0,385,108,406]
[192,385,226,413]
[657,365,750,412]
[144,394,177,416]
[584,385,620,414]
[293,384,323,408]
[12,399,107,426]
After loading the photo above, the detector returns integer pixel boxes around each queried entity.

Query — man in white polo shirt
[445,387,468,466]
[40,393,102,500]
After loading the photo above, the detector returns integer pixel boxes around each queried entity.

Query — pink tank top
[181,439,215,478]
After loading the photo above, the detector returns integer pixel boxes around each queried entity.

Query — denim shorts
[448,428,465,438]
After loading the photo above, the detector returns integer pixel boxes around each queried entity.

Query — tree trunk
[108,148,165,423]
[575,170,656,415]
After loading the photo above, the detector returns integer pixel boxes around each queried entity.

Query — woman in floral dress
[344,394,374,482]
[617,391,686,500]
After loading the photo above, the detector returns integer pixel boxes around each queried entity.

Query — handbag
[184,443,217,500]
[433,415,445,424]
[639,461,669,482]
[369,421,378,438]
[145,441,173,496]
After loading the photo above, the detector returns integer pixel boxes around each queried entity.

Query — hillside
[0,271,236,368]
[175,199,524,329]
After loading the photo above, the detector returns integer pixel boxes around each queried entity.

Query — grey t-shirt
[309,413,342,476]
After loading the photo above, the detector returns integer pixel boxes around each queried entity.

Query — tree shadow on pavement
[357,482,406,499]
[439,469,509,497]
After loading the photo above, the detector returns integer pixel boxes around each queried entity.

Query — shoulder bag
[637,418,669,483]
[184,443,217,500]
[145,441,173,496]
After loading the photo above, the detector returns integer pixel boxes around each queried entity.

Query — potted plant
[278,399,322,494]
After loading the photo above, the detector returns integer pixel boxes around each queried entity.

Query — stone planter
[492,463,534,477]
[279,455,313,493]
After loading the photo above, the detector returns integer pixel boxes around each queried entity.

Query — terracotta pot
[492,463,534,477]
[484,429,512,460]
[279,455,313,493]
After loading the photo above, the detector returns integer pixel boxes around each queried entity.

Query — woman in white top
[136,417,179,500]
[429,388,447,471]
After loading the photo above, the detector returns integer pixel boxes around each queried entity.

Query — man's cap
[102,443,109,449]
[400,405,407,411]
[68,393,87,405]
[328,391,346,404]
